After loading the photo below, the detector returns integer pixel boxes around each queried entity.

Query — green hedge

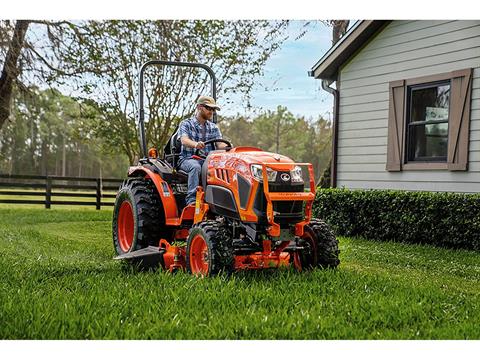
[313,188,480,250]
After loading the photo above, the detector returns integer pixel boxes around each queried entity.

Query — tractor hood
[230,147,294,166]
[207,146,299,176]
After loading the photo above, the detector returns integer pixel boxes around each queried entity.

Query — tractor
[112,60,339,276]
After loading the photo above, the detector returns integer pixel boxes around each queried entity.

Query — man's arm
[181,136,205,149]
[179,120,205,150]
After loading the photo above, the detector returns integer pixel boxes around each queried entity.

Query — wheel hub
[190,235,209,275]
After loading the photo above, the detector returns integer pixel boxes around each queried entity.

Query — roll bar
[137,60,217,158]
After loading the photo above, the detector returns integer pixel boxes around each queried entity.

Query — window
[386,69,472,172]
[406,82,450,162]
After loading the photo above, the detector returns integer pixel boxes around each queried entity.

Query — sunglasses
[202,105,216,111]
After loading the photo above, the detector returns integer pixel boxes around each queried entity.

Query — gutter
[316,78,339,188]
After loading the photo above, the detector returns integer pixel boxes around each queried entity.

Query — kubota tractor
[112,60,339,276]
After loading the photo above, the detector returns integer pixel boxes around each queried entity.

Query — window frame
[386,68,473,172]
[405,80,451,164]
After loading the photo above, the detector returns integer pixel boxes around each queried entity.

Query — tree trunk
[41,139,48,176]
[331,20,350,45]
[62,132,66,176]
[275,117,280,154]
[0,20,30,130]
[30,115,37,171]
[8,134,16,175]
[78,144,82,178]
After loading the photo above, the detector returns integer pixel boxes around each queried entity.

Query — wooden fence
[0,174,124,210]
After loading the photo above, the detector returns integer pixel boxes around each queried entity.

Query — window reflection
[407,82,450,162]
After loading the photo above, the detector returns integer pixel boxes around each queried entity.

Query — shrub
[313,188,480,250]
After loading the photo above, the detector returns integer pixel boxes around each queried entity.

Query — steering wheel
[194,138,233,158]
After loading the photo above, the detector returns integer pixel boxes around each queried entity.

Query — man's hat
[196,95,221,110]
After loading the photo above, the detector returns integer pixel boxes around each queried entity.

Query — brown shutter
[386,80,405,171]
[448,68,473,171]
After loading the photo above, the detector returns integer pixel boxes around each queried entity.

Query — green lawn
[0,205,479,339]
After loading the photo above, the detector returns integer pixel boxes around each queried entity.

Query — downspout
[321,79,339,188]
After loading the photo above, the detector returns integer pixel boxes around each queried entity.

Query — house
[310,20,480,193]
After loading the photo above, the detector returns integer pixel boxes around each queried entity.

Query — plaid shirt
[178,116,222,162]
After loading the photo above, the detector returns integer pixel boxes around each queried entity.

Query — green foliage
[1,206,480,339]
[0,87,129,178]
[319,160,331,188]
[48,20,289,162]
[218,106,332,180]
[314,188,480,250]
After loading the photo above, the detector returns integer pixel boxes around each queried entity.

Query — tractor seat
[171,132,189,179]
[161,127,189,182]
[170,128,183,169]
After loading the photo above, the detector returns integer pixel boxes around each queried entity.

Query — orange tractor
[112,60,339,276]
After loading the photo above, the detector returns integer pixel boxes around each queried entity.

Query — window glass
[407,82,450,162]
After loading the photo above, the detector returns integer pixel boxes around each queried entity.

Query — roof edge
[310,20,391,81]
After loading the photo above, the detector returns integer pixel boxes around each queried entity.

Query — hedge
[313,188,480,250]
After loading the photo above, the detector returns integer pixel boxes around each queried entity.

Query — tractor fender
[128,166,179,220]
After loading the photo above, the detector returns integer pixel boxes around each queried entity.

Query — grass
[0,205,479,339]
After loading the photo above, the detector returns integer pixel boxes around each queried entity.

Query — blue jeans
[179,158,204,205]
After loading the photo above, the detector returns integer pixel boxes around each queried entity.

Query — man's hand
[181,136,205,150]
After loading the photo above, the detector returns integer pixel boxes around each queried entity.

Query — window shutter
[386,80,405,171]
[447,69,472,171]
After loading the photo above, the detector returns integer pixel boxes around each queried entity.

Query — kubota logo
[280,173,290,182]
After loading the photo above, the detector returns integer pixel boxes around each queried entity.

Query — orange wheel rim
[190,234,209,275]
[118,201,134,252]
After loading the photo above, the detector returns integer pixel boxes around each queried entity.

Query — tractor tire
[112,178,166,256]
[297,218,340,270]
[186,220,234,276]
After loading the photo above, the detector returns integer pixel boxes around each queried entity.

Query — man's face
[199,104,216,120]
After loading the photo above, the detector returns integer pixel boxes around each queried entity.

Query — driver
[178,95,228,206]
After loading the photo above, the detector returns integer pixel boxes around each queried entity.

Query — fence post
[96,178,101,210]
[45,176,51,209]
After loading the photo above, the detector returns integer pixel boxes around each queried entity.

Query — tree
[0,20,30,129]
[329,20,350,45]
[218,106,332,181]
[1,20,86,133]
[0,87,129,178]
[49,20,289,163]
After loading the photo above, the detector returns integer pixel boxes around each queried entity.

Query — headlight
[290,166,303,183]
[251,164,277,182]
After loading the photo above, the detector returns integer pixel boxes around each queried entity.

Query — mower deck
[117,238,296,273]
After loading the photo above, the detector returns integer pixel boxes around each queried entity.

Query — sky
[239,21,335,121]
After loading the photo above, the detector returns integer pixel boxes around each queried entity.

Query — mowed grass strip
[0,206,479,339]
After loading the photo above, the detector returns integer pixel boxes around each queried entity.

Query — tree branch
[0,20,30,129]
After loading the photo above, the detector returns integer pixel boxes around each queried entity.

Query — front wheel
[296,218,340,270]
[186,220,233,276]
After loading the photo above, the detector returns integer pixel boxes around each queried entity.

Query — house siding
[336,20,480,193]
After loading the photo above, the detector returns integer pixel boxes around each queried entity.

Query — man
[178,95,227,206]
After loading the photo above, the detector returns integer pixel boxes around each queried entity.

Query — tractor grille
[253,179,304,226]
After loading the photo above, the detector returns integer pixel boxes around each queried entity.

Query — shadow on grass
[116,258,340,284]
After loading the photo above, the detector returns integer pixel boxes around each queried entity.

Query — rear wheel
[296,218,340,270]
[112,178,167,256]
[186,220,233,276]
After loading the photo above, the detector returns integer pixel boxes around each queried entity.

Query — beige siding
[337,20,480,193]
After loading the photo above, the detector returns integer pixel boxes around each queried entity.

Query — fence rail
[0,174,124,210]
